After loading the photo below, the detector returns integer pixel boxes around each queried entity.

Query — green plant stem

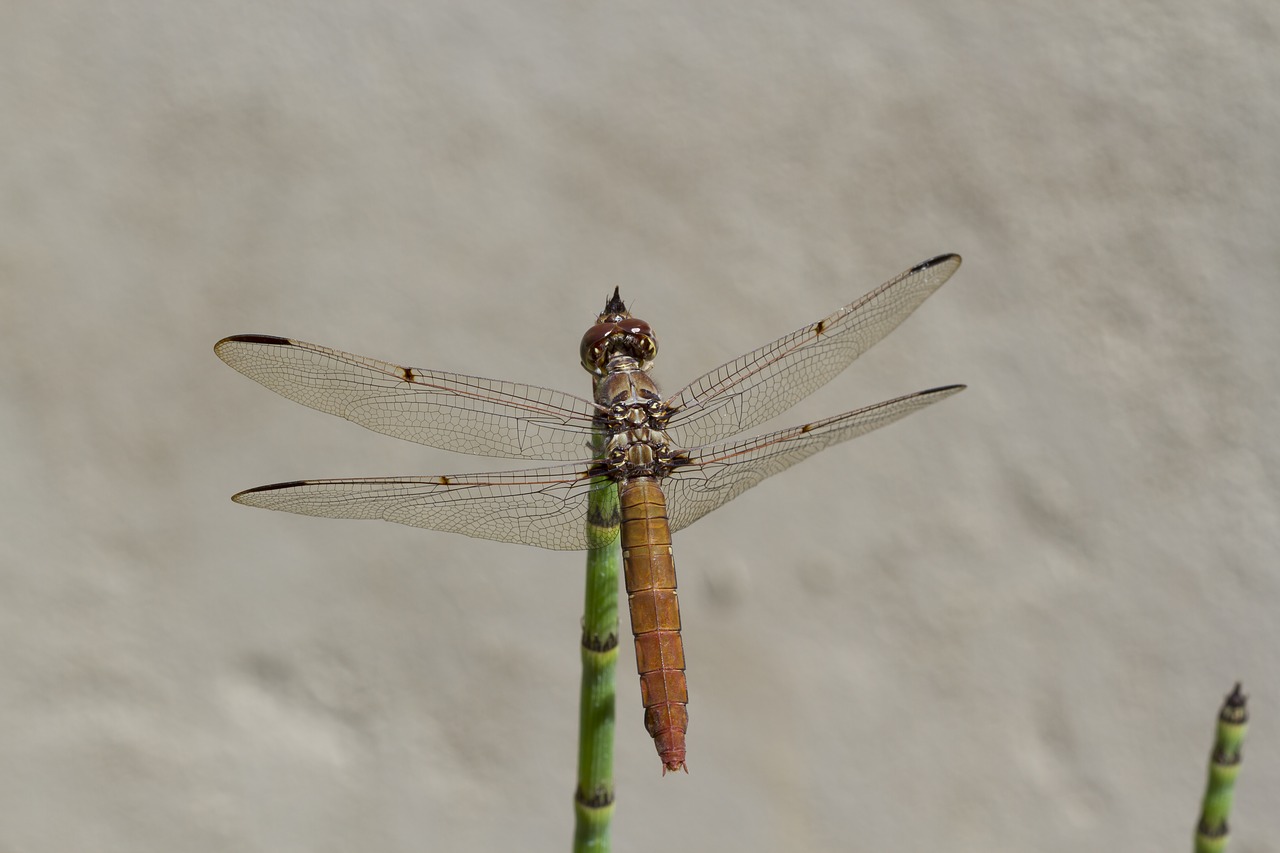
[573,474,621,853]
[1195,682,1248,853]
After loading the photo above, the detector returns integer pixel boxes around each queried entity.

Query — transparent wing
[229,388,963,548]
[215,335,601,460]
[663,385,964,532]
[664,254,961,448]
[232,464,604,551]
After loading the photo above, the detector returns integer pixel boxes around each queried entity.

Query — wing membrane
[215,335,600,460]
[664,385,964,532]
[229,388,963,548]
[232,465,604,551]
[664,254,961,448]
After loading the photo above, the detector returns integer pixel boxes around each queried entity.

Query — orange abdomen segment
[619,477,688,773]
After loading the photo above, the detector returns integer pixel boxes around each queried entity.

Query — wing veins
[663,385,965,532]
[215,335,601,460]
[231,465,601,551]
[664,254,961,447]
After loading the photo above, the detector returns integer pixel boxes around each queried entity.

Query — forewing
[232,464,605,551]
[215,335,601,460]
[663,385,964,532]
[664,254,961,448]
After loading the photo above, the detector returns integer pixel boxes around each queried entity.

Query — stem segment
[573,474,621,852]
[1195,682,1248,853]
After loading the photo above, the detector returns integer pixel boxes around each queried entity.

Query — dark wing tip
[912,253,962,273]
[232,480,308,502]
[923,383,967,396]
[217,334,293,349]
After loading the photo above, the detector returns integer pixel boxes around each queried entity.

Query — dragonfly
[215,253,964,773]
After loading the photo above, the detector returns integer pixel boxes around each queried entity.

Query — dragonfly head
[580,288,659,374]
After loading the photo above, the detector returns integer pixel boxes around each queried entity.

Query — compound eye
[580,322,617,370]
[623,318,657,360]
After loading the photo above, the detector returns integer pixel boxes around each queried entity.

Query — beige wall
[3,2,1277,850]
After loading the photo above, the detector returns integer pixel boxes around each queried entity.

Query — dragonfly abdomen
[619,476,688,773]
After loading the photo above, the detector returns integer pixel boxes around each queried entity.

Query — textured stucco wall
[3,2,1278,851]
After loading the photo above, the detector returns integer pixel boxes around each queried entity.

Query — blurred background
[3,1,1278,850]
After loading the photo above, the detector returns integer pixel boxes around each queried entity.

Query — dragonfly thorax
[593,358,671,431]
[593,358,680,479]
[600,427,681,479]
